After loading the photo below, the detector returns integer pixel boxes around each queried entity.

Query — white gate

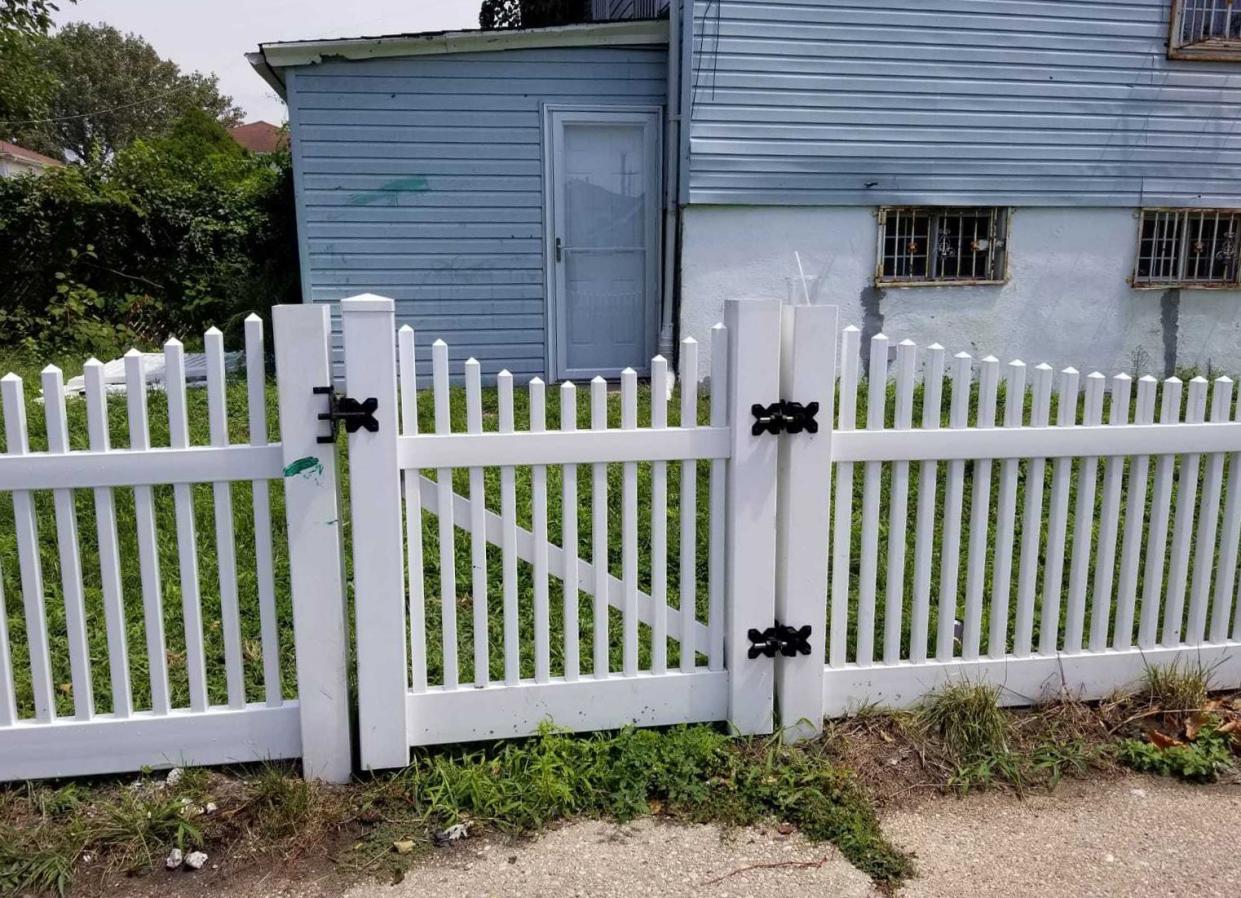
[332,295,786,769]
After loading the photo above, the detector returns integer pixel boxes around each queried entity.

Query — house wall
[285,45,667,379]
[686,0,1241,206]
[680,205,1241,375]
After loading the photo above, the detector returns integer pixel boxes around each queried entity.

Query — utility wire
[0,82,202,128]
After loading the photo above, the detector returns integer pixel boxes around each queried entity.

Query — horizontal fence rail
[821,327,1241,716]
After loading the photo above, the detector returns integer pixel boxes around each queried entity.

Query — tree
[479,0,589,30]
[0,0,71,35]
[12,22,243,161]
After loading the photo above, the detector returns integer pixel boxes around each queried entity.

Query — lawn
[0,347,1236,720]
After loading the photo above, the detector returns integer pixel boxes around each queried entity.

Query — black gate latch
[747,622,814,659]
[314,386,379,444]
[751,400,820,436]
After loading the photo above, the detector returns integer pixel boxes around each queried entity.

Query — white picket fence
[2,294,1240,783]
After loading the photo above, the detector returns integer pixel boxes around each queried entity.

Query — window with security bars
[1133,209,1241,287]
[1170,0,1241,59]
[876,207,1009,285]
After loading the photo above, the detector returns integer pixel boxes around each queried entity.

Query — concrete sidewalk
[356,775,1238,898]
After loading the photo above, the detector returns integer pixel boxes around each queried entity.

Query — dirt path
[120,775,1240,898]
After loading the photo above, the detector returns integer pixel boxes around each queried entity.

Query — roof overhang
[248,19,669,99]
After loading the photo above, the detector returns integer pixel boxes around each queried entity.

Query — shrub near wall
[0,111,299,352]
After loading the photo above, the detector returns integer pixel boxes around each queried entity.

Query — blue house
[252,0,1241,380]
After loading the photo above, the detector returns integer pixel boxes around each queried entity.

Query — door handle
[555,236,562,263]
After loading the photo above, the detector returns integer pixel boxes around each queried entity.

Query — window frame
[1130,207,1241,289]
[1168,0,1241,61]
[873,206,1012,288]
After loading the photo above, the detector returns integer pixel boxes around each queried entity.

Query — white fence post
[272,303,352,783]
[775,303,838,741]
[340,295,410,770]
[723,298,782,735]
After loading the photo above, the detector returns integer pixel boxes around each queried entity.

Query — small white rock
[184,851,208,871]
[165,768,183,787]
[1105,853,1116,864]
[165,848,184,869]
[204,802,218,814]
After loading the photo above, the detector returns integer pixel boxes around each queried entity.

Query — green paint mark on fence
[348,176,429,206]
[283,456,323,479]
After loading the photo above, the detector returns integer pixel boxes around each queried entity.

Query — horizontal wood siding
[287,47,667,378]
[688,0,1241,206]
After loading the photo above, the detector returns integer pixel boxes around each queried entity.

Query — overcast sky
[55,1,480,124]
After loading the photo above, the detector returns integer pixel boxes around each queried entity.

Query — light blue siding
[286,46,667,377]
[688,0,1241,206]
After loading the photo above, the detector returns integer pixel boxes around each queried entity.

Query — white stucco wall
[679,206,1241,379]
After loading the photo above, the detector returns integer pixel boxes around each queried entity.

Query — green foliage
[0,0,71,35]
[0,110,298,351]
[1117,725,1235,782]
[10,22,242,161]
[365,724,913,888]
[915,681,1009,763]
[479,0,590,29]
[1139,661,1211,713]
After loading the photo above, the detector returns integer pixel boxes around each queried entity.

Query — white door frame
[541,104,663,382]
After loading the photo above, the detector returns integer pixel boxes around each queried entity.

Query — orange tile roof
[0,140,63,168]
[228,121,288,154]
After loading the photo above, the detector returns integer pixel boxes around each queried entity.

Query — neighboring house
[229,121,289,154]
[251,0,1241,381]
[0,141,63,178]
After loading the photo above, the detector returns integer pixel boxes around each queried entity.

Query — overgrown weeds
[914,681,1010,764]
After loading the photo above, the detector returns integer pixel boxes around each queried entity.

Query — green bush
[0,110,298,352]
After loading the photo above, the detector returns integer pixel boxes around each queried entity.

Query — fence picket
[1187,378,1230,644]
[857,333,889,666]
[0,575,13,725]
[399,326,427,693]
[2,374,55,722]
[883,340,916,663]
[42,366,93,720]
[204,329,245,709]
[1039,367,1080,655]
[708,323,728,670]
[1064,372,1106,653]
[530,377,551,683]
[124,351,171,714]
[245,316,282,706]
[936,352,972,660]
[165,339,208,711]
[1162,377,1208,646]
[465,358,488,687]
[621,369,639,676]
[829,326,861,667]
[989,360,1026,659]
[1139,377,1183,648]
[650,356,669,676]
[1090,373,1132,652]
[963,356,999,660]
[679,339,699,672]
[1114,377,1157,650]
[1014,363,1053,656]
[591,376,610,678]
[561,381,580,679]
[909,344,944,664]
[433,340,459,688]
[1214,379,1241,643]
[84,360,131,716]
[498,369,519,684]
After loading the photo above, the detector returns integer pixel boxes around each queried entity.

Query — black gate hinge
[751,400,820,436]
[747,622,813,659]
[314,386,379,444]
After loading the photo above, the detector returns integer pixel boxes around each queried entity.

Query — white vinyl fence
[0,312,350,783]
[2,294,1240,782]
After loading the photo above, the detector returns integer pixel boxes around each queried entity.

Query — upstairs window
[876,207,1009,285]
[1169,0,1241,60]
[1133,209,1241,287]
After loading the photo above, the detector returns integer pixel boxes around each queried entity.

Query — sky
[54,0,481,125]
